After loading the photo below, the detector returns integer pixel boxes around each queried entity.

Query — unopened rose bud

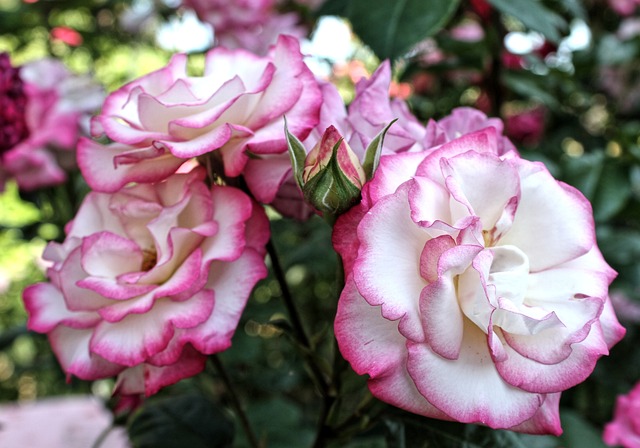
[286,120,394,219]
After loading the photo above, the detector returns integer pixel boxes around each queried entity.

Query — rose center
[140,248,157,272]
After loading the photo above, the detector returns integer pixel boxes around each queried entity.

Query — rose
[1,57,103,191]
[333,126,625,433]
[23,168,269,395]
[604,381,640,447]
[78,34,321,198]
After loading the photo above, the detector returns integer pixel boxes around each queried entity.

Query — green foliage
[318,0,461,60]
[128,392,235,448]
[486,0,567,43]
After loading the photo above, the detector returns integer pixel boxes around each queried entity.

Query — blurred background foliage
[0,0,639,446]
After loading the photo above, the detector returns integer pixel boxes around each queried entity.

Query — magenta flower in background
[333,125,625,433]
[604,382,640,447]
[505,106,546,147]
[23,168,269,396]
[0,53,29,157]
[0,55,102,191]
[79,35,321,201]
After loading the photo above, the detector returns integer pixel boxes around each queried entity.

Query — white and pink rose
[79,35,321,200]
[333,126,625,433]
[24,168,269,395]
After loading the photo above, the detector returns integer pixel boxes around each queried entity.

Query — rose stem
[210,355,261,448]
[266,239,330,399]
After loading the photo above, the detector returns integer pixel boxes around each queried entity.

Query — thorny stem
[210,355,261,448]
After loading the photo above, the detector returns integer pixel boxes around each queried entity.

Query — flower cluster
[333,122,625,433]
[0,55,103,191]
[18,28,626,434]
[25,37,322,395]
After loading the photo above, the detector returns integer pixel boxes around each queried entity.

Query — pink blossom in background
[449,20,485,43]
[610,291,640,323]
[505,106,546,147]
[604,382,640,447]
[0,53,29,159]
[608,0,640,16]
[79,35,321,204]
[425,106,517,155]
[0,396,130,448]
[182,0,306,55]
[1,56,103,191]
[23,168,269,396]
[50,26,83,46]
[333,124,625,433]
[346,61,428,155]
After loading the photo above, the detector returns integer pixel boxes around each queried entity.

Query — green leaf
[241,398,315,448]
[591,162,630,222]
[558,410,608,448]
[502,72,560,109]
[561,153,630,222]
[384,413,535,448]
[128,392,234,448]
[362,119,397,181]
[597,226,640,265]
[316,0,348,16]
[342,0,461,60]
[487,0,567,43]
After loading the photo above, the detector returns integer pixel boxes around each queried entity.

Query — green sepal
[362,119,397,181]
[284,117,308,188]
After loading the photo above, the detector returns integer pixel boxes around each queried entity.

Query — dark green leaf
[591,162,630,222]
[502,72,560,109]
[487,0,567,43]
[559,0,587,20]
[557,410,608,448]
[128,392,234,448]
[384,413,534,448]
[597,227,640,265]
[241,398,315,448]
[343,0,461,60]
[316,0,349,16]
[561,153,630,222]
